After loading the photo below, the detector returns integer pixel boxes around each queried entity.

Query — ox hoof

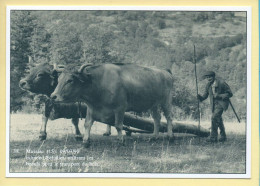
[125,131,132,136]
[103,132,111,136]
[75,135,83,141]
[83,141,91,148]
[39,132,47,141]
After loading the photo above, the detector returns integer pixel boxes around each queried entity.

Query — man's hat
[201,71,215,79]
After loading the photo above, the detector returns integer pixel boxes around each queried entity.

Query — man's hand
[213,94,219,99]
[214,94,229,100]
[220,94,230,100]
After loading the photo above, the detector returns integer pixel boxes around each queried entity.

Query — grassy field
[9,114,246,174]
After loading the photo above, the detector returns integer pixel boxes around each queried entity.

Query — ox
[51,63,174,147]
[19,63,86,141]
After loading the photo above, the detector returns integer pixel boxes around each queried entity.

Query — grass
[9,114,246,174]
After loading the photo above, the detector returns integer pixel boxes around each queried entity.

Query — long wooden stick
[228,100,241,123]
[193,45,201,134]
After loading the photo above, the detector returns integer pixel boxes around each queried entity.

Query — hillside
[10,10,247,121]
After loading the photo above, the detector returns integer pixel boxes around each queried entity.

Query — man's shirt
[200,77,233,111]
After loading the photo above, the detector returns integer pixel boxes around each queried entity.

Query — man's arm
[215,82,233,100]
[198,83,209,102]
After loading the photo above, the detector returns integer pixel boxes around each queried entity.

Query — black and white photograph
[6,7,251,178]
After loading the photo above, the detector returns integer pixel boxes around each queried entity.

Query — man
[197,71,233,142]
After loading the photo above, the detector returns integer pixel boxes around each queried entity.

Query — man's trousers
[210,102,226,140]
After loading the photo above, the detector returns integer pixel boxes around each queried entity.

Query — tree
[30,22,52,64]
[80,24,120,64]
[48,20,83,65]
[10,11,36,112]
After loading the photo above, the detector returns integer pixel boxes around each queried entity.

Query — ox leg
[103,125,111,136]
[114,110,125,145]
[151,106,161,139]
[39,115,48,141]
[71,118,83,141]
[83,110,94,148]
[162,103,174,140]
[125,129,132,137]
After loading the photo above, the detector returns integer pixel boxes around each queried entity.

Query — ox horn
[78,63,93,74]
[53,63,65,72]
[28,55,36,68]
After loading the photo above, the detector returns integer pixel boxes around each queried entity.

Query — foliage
[48,20,83,65]
[10,11,36,112]
[80,24,117,64]
[10,11,247,120]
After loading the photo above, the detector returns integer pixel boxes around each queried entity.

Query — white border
[246,6,252,180]
[6,6,252,178]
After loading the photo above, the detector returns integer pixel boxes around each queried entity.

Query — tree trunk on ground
[105,113,210,137]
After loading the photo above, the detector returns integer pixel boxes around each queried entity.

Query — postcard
[3,4,257,185]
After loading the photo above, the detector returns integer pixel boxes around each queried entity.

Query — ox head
[19,63,64,96]
[50,63,93,102]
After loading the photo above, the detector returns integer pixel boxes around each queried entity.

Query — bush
[214,34,243,50]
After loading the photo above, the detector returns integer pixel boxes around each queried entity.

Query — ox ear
[53,63,65,72]
[57,64,65,70]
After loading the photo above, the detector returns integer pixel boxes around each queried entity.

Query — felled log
[96,112,210,137]
[46,102,209,137]
[122,113,210,137]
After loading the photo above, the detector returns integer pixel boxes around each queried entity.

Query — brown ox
[19,63,85,141]
[51,63,174,147]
